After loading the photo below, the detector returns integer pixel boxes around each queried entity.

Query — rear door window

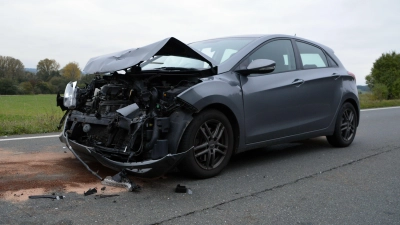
[296,41,328,69]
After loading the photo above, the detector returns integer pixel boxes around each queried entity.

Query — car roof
[195,34,334,54]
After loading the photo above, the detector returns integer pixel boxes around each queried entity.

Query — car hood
[83,37,218,74]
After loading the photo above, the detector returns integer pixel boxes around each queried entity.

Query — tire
[326,102,357,147]
[178,109,234,179]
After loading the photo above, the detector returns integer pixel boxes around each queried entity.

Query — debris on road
[101,186,106,191]
[84,188,97,196]
[175,184,193,194]
[175,184,187,193]
[95,194,119,199]
[29,195,65,200]
[101,169,141,192]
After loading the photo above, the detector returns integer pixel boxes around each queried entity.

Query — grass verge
[0,95,64,136]
[359,93,400,109]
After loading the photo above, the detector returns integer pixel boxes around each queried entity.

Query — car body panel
[83,37,218,74]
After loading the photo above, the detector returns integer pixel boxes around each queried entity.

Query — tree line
[0,56,94,95]
[366,51,400,100]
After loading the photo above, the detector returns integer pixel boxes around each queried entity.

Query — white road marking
[0,106,398,142]
[361,106,400,112]
[0,134,59,142]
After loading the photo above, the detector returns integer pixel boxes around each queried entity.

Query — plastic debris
[175,184,187,193]
[29,195,65,200]
[101,169,141,192]
[84,188,97,196]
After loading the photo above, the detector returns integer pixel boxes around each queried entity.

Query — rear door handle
[332,73,341,80]
[291,79,304,86]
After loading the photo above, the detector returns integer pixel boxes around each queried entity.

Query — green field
[1,94,400,136]
[0,95,64,135]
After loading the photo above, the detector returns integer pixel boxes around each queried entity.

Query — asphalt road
[0,107,399,225]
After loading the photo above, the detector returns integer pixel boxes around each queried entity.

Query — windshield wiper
[153,67,199,71]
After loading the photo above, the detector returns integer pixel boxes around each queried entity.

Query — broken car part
[175,184,187,193]
[29,195,65,200]
[84,188,97,196]
[101,169,141,192]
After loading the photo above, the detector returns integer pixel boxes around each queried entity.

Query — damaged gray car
[57,35,359,179]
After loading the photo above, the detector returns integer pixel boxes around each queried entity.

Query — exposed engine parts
[59,73,199,166]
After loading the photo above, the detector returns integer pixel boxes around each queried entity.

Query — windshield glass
[189,38,255,64]
[141,37,255,70]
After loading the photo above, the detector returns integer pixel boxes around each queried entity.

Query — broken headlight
[63,81,78,109]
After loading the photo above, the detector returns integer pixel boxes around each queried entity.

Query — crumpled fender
[176,72,246,152]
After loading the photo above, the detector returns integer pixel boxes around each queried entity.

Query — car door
[239,39,341,144]
[292,40,342,132]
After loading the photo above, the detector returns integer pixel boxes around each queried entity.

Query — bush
[372,83,389,100]
[0,78,18,95]
[19,81,34,94]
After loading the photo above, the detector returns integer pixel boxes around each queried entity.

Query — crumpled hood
[83,37,218,74]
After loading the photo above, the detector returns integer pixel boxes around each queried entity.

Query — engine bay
[58,71,201,164]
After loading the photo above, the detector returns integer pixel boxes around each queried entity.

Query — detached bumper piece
[60,132,193,178]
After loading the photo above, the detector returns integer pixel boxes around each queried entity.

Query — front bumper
[59,132,192,178]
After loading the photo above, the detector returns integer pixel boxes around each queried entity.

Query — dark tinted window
[296,41,328,69]
[241,39,296,73]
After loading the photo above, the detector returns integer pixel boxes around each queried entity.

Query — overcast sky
[1,0,399,84]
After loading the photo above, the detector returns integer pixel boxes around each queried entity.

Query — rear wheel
[178,109,234,178]
[326,102,357,147]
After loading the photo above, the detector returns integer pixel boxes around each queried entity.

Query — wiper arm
[154,67,199,71]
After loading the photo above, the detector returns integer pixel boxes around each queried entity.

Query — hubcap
[193,120,228,170]
[340,109,356,141]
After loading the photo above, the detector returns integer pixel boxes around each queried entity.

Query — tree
[0,56,25,81]
[365,51,400,99]
[61,62,81,81]
[0,78,18,95]
[49,76,69,93]
[372,83,389,100]
[36,58,60,81]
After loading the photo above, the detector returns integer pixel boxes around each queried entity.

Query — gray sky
[1,0,399,84]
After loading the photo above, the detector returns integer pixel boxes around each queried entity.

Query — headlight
[63,81,78,109]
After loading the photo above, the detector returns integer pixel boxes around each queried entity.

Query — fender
[176,72,247,152]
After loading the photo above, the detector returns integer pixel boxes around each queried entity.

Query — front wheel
[178,109,234,179]
[326,102,358,147]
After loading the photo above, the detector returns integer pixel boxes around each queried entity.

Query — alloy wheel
[340,109,356,141]
[193,119,229,170]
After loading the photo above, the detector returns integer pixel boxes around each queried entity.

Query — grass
[0,93,400,136]
[359,93,400,109]
[0,95,65,136]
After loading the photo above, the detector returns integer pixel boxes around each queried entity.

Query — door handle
[291,79,304,86]
[332,73,341,80]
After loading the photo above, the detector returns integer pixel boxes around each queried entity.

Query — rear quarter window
[296,41,328,69]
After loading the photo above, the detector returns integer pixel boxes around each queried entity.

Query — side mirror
[236,59,276,75]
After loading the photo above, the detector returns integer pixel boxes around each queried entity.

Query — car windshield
[141,38,255,70]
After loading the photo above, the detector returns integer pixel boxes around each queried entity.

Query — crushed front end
[56,37,218,178]
[57,72,200,178]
